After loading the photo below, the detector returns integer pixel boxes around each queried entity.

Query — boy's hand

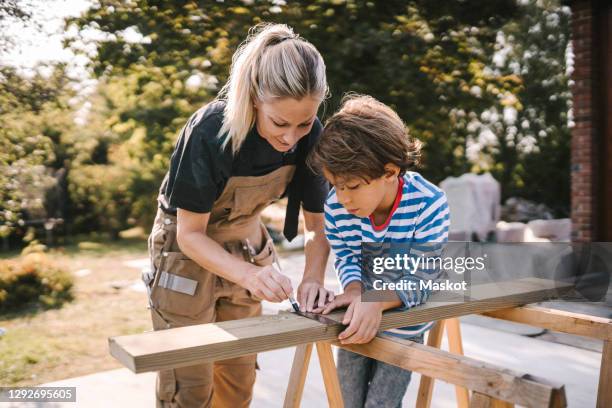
[316,281,384,344]
[314,281,362,314]
[337,299,383,345]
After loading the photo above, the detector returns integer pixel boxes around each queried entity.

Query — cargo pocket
[228,182,283,221]
[252,223,278,267]
[227,186,261,221]
[252,238,276,267]
[156,369,177,404]
[151,252,215,318]
[148,225,166,271]
[244,235,278,303]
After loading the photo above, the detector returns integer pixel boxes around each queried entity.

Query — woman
[144,23,332,407]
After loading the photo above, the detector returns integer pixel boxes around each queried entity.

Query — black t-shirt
[159,100,328,214]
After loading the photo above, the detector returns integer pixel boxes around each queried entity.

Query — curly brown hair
[307,94,421,181]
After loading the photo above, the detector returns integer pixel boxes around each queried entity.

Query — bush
[67,164,132,238]
[0,251,73,313]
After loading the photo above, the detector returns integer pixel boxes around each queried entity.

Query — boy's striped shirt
[324,172,450,338]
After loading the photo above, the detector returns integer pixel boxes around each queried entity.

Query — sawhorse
[284,307,612,408]
[283,318,533,407]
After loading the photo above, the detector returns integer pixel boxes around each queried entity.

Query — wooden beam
[483,304,612,408]
[283,343,313,408]
[336,334,567,408]
[470,392,495,408]
[469,393,515,408]
[109,278,573,373]
[482,305,612,341]
[490,400,513,408]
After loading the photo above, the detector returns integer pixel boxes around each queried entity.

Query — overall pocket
[252,238,275,267]
[242,229,279,302]
[150,251,215,318]
[228,181,284,221]
[145,224,165,289]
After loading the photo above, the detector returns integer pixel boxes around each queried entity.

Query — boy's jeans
[337,333,425,408]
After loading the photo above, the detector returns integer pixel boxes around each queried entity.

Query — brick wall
[570,0,601,242]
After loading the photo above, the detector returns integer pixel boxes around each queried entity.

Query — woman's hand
[241,264,294,303]
[297,278,335,312]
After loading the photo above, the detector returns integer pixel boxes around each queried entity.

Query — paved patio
[4,252,605,407]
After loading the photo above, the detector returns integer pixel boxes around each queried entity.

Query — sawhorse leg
[284,342,343,408]
[447,318,471,407]
[416,319,446,408]
[416,318,472,408]
[284,343,313,408]
[597,340,612,408]
[317,342,344,407]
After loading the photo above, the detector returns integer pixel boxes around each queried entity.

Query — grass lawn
[0,236,152,386]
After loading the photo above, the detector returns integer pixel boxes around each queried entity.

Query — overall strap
[283,135,309,242]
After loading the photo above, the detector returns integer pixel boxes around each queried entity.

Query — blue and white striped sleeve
[414,191,450,244]
[324,202,362,289]
[396,191,450,310]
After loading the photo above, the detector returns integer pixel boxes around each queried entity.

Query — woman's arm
[176,208,293,303]
[298,209,333,311]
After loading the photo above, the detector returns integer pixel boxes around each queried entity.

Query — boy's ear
[383,163,401,181]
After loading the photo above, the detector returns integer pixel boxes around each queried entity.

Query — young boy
[307,95,450,407]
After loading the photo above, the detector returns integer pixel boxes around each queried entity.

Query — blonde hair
[216,23,328,154]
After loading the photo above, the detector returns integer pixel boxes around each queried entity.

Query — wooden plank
[416,320,445,408]
[490,400,513,408]
[597,340,612,408]
[337,334,567,408]
[109,278,573,373]
[283,343,313,408]
[483,305,610,408]
[316,342,343,408]
[446,318,471,408]
[482,305,612,341]
[470,393,514,408]
[470,392,494,408]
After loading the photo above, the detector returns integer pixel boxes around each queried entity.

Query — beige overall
[146,164,296,408]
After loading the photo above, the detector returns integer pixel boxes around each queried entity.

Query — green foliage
[0,246,73,313]
[0,0,35,53]
[496,0,571,215]
[66,0,528,225]
[289,0,521,183]
[0,65,77,238]
[448,0,571,214]
[65,62,215,230]
[1,0,572,243]
[67,164,132,238]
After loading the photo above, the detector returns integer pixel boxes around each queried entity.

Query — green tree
[0,0,36,53]
[0,65,77,239]
[67,0,522,228]
[450,0,571,215]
